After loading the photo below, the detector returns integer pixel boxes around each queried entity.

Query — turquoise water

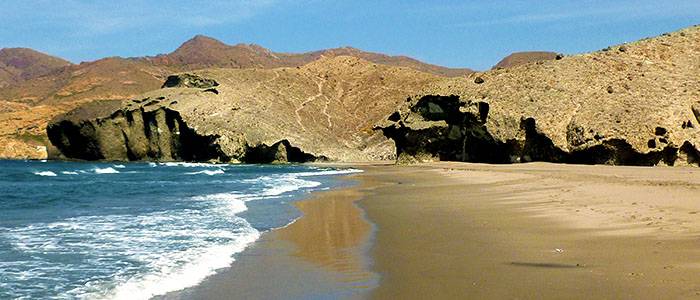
[0,160,360,299]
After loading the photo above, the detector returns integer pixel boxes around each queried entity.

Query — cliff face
[378,26,700,166]
[48,56,441,163]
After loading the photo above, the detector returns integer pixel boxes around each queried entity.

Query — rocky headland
[48,57,441,163]
[378,25,700,166]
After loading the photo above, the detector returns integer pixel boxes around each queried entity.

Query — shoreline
[161,162,700,299]
[159,171,378,299]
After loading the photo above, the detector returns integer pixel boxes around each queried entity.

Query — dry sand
[361,162,700,299]
[163,162,700,299]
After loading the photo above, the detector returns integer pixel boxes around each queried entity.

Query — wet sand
[160,175,377,299]
[162,162,700,299]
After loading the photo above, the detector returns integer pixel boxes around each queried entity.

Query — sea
[0,160,361,299]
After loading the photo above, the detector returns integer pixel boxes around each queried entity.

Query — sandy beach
[168,162,700,299]
[362,163,700,299]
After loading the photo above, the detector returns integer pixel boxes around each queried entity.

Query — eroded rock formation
[48,56,441,162]
[379,25,700,167]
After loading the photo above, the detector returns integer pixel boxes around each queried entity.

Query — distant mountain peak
[0,47,71,83]
[176,35,227,51]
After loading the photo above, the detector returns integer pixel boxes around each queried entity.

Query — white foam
[94,167,120,174]
[113,164,126,169]
[185,169,225,176]
[107,226,259,300]
[160,162,226,168]
[293,168,364,177]
[261,176,321,196]
[61,171,79,175]
[34,171,57,177]
[192,193,248,214]
[7,198,258,300]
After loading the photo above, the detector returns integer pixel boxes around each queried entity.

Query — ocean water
[0,160,361,299]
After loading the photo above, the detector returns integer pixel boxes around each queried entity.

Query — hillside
[0,48,71,88]
[492,51,558,69]
[0,36,472,159]
[48,56,442,162]
[379,25,700,166]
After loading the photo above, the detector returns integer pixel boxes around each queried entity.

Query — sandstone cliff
[378,25,700,166]
[48,56,441,163]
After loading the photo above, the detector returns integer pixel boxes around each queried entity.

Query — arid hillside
[380,25,700,166]
[0,36,472,159]
[492,51,558,69]
[0,48,71,88]
[48,56,442,162]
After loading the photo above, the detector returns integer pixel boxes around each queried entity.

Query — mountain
[147,35,474,76]
[379,25,700,167]
[0,36,473,159]
[491,51,559,69]
[0,48,71,88]
[47,56,442,162]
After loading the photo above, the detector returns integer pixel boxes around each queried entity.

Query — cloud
[0,0,278,36]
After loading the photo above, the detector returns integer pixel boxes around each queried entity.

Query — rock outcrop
[378,25,700,166]
[48,57,441,163]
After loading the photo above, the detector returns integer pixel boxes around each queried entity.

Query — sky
[1,0,699,70]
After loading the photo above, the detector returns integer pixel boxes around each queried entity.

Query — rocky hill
[48,56,441,162]
[0,36,471,159]
[492,51,558,69]
[0,48,71,88]
[378,25,700,166]
[147,35,474,77]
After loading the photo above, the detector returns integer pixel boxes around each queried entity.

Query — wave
[191,193,250,214]
[261,176,321,196]
[6,199,259,299]
[159,162,228,168]
[293,168,363,177]
[185,169,225,176]
[113,164,126,169]
[33,171,57,177]
[108,229,259,300]
[6,164,359,299]
[94,167,120,174]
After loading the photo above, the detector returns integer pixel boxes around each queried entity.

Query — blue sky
[1,0,698,70]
